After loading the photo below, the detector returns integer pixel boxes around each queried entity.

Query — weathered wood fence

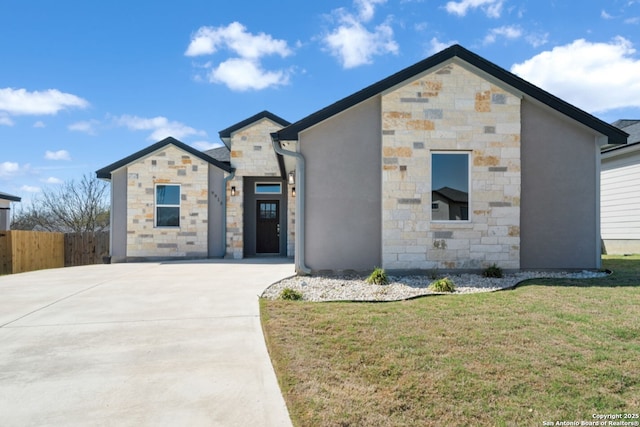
[0,231,109,275]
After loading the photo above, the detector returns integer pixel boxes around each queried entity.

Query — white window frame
[255,182,282,194]
[155,184,181,227]
[431,151,471,223]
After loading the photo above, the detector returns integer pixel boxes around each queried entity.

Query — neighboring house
[97,44,627,272]
[601,120,640,254]
[432,187,468,221]
[0,192,21,231]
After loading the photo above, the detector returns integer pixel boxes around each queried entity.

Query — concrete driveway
[0,259,294,427]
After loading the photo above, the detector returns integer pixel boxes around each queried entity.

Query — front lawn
[260,256,640,426]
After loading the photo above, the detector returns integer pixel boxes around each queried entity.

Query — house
[601,120,640,254]
[0,191,21,231]
[97,44,627,272]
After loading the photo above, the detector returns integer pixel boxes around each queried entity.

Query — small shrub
[279,288,303,301]
[482,263,503,278]
[366,267,389,285]
[428,277,455,293]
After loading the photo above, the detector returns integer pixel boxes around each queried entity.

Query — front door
[256,200,280,254]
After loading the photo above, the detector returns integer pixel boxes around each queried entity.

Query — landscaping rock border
[261,270,609,302]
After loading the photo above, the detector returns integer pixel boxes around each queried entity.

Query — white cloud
[511,37,640,113]
[208,58,290,91]
[445,0,505,18]
[323,2,398,69]
[68,119,99,135]
[0,88,88,116]
[427,37,458,54]
[42,177,63,184]
[20,185,41,193]
[33,121,46,128]
[355,0,387,22]
[45,150,71,161]
[185,22,292,59]
[525,32,549,48]
[0,162,21,178]
[601,10,614,19]
[0,112,13,126]
[625,16,640,24]
[483,25,522,45]
[192,141,223,151]
[185,22,293,91]
[115,115,206,141]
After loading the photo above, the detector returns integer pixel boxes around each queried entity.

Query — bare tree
[12,174,109,232]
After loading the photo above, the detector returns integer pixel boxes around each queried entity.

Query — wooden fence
[64,232,110,267]
[0,231,109,275]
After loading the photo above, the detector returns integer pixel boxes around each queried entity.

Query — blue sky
[1,0,640,205]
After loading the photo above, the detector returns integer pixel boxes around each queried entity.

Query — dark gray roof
[218,111,290,140]
[204,146,231,163]
[603,120,640,154]
[0,191,21,202]
[613,120,640,144]
[96,136,232,179]
[433,187,468,203]
[276,44,628,145]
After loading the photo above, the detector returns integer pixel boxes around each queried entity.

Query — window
[156,184,180,227]
[432,152,469,221]
[255,183,282,194]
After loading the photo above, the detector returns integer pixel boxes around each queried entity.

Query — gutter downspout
[271,133,311,275]
[222,168,236,258]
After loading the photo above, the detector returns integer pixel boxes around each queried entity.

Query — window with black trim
[432,152,469,221]
[156,184,180,227]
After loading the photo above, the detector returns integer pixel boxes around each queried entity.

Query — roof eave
[276,44,628,145]
[95,136,233,180]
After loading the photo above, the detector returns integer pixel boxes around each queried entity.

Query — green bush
[366,267,389,285]
[428,277,455,293]
[279,288,303,301]
[482,263,503,278]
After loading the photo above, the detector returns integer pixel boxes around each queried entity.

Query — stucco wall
[521,99,600,269]
[110,168,127,261]
[381,61,522,270]
[301,96,382,271]
[126,145,210,259]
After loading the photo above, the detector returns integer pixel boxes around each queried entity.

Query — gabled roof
[218,110,290,143]
[204,145,231,163]
[218,111,290,180]
[96,136,232,179]
[0,191,21,202]
[276,44,628,145]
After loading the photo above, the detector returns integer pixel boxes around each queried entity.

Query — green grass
[260,255,640,426]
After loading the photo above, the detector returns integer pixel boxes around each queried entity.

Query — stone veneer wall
[126,145,210,258]
[381,61,521,270]
[226,118,291,258]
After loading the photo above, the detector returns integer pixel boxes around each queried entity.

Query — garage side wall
[300,97,382,271]
[520,99,600,269]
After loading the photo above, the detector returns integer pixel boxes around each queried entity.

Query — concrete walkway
[0,259,295,427]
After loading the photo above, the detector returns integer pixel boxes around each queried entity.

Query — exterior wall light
[288,171,295,185]
[231,186,236,196]
[292,187,296,197]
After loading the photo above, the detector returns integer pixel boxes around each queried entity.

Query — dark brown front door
[256,200,280,254]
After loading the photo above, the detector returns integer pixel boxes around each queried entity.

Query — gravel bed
[262,270,609,302]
